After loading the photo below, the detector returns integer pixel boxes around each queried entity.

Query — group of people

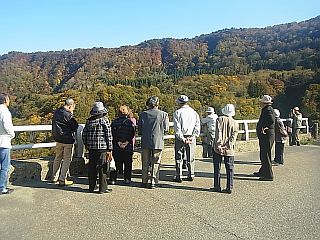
[0,92,303,196]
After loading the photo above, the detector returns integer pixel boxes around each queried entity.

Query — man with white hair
[254,95,275,181]
[51,98,79,187]
[173,95,200,182]
[138,96,169,189]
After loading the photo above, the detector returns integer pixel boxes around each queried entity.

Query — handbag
[109,158,116,171]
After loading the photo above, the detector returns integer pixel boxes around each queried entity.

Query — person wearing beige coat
[212,104,238,194]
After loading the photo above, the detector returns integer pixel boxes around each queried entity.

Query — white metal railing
[12,118,309,157]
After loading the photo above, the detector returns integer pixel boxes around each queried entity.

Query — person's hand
[118,141,129,149]
[261,127,269,134]
[184,137,192,144]
[106,151,113,162]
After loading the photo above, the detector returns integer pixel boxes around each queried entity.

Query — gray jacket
[138,108,169,150]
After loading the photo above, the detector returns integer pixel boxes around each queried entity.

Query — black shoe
[297,142,301,146]
[221,189,232,194]
[148,183,156,189]
[259,177,273,181]
[185,176,194,181]
[173,177,182,183]
[99,188,112,194]
[210,187,221,192]
[253,172,261,177]
[0,188,14,195]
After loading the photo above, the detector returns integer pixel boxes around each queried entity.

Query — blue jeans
[0,147,11,191]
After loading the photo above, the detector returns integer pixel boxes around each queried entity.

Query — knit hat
[90,102,108,116]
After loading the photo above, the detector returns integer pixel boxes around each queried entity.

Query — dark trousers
[258,133,274,179]
[110,151,133,181]
[213,152,234,191]
[88,150,108,192]
[274,142,284,164]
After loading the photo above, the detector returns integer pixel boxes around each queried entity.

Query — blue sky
[0,0,319,55]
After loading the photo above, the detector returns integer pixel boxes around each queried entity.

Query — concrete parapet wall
[8,134,311,183]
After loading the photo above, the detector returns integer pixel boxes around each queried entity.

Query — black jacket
[52,107,79,144]
[256,105,275,139]
[111,116,135,152]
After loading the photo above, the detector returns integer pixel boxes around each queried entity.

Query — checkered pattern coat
[82,115,113,151]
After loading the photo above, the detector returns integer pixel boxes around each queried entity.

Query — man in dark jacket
[138,96,169,189]
[254,95,275,181]
[51,99,79,186]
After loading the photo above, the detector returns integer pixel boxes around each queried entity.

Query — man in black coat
[51,99,79,186]
[254,95,275,181]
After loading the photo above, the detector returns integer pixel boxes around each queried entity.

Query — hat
[260,95,273,104]
[293,106,300,111]
[274,109,280,118]
[221,104,235,117]
[176,95,189,104]
[90,102,108,116]
[206,107,215,113]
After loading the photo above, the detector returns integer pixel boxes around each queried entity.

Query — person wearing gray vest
[138,96,169,189]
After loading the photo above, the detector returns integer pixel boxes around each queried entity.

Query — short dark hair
[0,93,9,104]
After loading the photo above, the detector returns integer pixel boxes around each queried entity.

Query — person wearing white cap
[253,95,275,181]
[212,104,238,194]
[273,109,288,165]
[290,107,303,146]
[173,95,200,182]
[201,107,218,158]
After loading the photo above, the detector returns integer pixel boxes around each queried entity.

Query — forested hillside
[0,16,319,125]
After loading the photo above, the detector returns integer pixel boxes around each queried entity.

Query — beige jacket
[213,116,238,156]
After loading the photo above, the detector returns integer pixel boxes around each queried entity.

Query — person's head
[274,109,281,118]
[221,104,235,117]
[118,105,129,117]
[176,95,189,105]
[90,102,108,116]
[64,98,75,113]
[206,107,215,114]
[259,95,273,107]
[0,93,10,107]
[293,106,300,113]
[146,96,159,109]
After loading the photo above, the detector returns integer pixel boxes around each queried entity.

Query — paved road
[1,145,319,240]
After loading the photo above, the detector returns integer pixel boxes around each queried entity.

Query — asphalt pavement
[1,144,320,240]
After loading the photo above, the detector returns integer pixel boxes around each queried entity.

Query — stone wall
[8,133,311,183]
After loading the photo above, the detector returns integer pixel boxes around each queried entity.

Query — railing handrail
[12,117,309,157]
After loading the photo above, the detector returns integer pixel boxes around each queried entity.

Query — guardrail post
[243,121,250,141]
